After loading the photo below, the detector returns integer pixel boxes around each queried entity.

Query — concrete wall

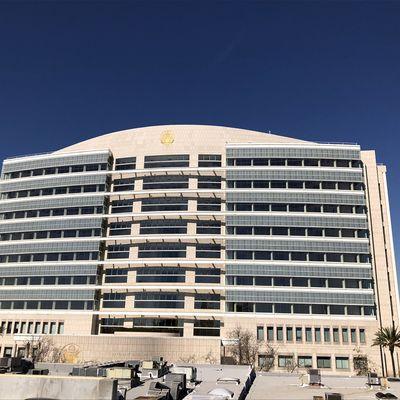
[49,335,221,364]
[0,374,117,400]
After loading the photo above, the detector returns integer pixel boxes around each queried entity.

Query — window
[105,268,128,283]
[113,178,135,191]
[296,327,303,342]
[136,267,185,283]
[195,268,220,284]
[359,329,366,344]
[142,175,189,190]
[194,294,220,310]
[197,198,221,211]
[196,220,221,234]
[324,328,331,343]
[196,243,221,258]
[134,292,184,309]
[142,197,188,212]
[333,328,340,343]
[317,356,331,369]
[298,356,313,368]
[286,327,293,342]
[194,320,220,337]
[197,176,221,189]
[277,327,283,341]
[305,328,312,342]
[140,219,187,235]
[115,157,136,170]
[351,328,357,343]
[335,357,349,370]
[103,292,126,308]
[267,326,274,341]
[342,328,349,343]
[144,154,189,169]
[138,242,186,258]
[198,154,221,167]
[278,355,293,368]
[315,328,321,342]
[257,326,264,341]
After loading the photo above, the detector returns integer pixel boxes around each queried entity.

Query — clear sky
[0,1,399,262]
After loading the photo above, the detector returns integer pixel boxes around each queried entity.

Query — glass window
[293,304,310,314]
[298,356,313,368]
[292,277,308,287]
[359,329,366,344]
[351,328,357,343]
[315,328,321,342]
[336,357,349,370]
[305,327,312,342]
[286,327,293,341]
[277,327,283,341]
[324,328,331,342]
[275,303,291,313]
[342,328,349,343]
[257,326,264,341]
[296,327,303,342]
[333,328,340,343]
[267,326,274,341]
[278,355,293,368]
[317,356,331,369]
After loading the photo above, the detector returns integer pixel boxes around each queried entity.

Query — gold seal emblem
[161,130,174,145]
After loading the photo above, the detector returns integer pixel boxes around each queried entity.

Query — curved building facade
[0,125,398,373]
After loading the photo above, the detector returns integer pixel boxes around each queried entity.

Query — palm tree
[372,326,400,377]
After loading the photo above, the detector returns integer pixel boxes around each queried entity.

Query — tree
[228,326,260,365]
[24,336,63,363]
[372,326,400,377]
[259,344,277,372]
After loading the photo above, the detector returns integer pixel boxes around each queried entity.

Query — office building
[0,125,398,374]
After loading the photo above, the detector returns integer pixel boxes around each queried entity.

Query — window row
[144,154,189,169]
[227,158,362,168]
[99,317,220,337]
[228,226,368,238]
[107,243,221,259]
[115,157,136,171]
[262,355,351,370]
[0,320,64,335]
[227,276,372,289]
[228,180,364,191]
[228,250,370,263]
[0,275,96,286]
[0,251,99,263]
[1,206,105,220]
[141,175,222,190]
[104,267,221,284]
[1,184,107,199]
[0,228,102,241]
[256,325,366,345]
[3,163,109,179]
[113,154,222,171]
[228,203,366,214]
[111,197,222,213]
[227,302,375,316]
[0,300,94,310]
[109,220,222,236]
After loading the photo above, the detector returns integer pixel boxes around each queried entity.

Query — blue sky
[0,1,399,262]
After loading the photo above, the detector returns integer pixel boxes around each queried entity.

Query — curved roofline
[56,123,310,154]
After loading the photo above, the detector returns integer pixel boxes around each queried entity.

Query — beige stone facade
[0,125,397,375]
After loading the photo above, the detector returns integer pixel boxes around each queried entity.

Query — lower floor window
[317,356,331,369]
[278,355,293,368]
[335,357,349,370]
[298,356,313,368]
